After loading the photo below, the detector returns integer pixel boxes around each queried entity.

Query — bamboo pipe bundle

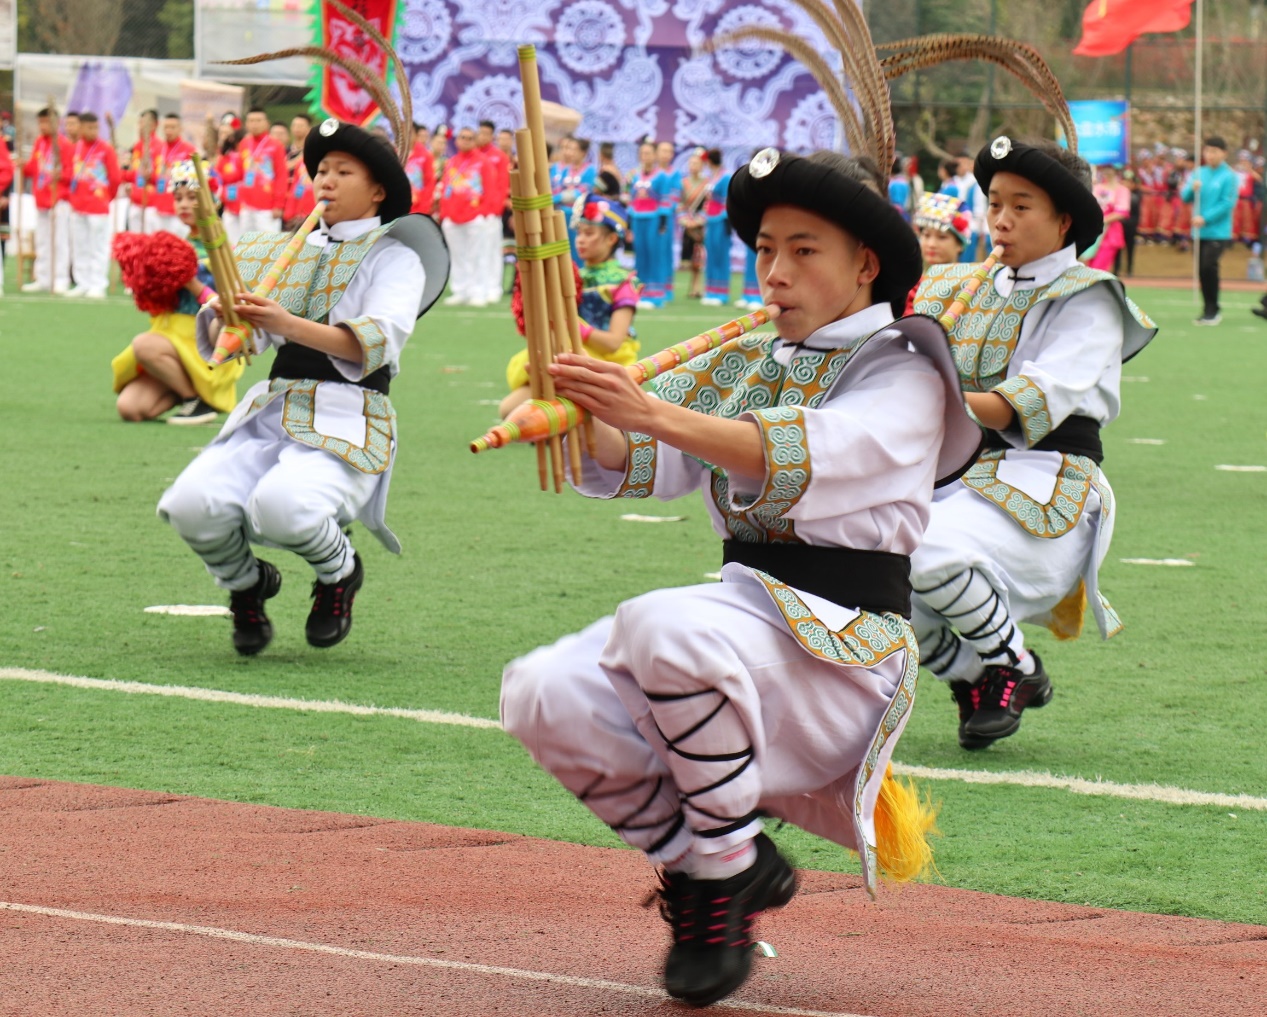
[190,153,252,365]
[506,44,597,492]
[471,305,779,453]
[209,200,327,366]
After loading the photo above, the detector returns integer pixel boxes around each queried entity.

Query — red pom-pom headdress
[111,231,199,315]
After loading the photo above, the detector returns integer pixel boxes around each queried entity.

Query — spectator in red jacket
[236,106,288,233]
[0,133,14,287]
[21,106,73,293]
[475,119,511,303]
[439,125,487,305]
[212,114,245,244]
[122,108,160,234]
[283,153,316,230]
[66,112,121,299]
[152,112,196,237]
[406,123,437,216]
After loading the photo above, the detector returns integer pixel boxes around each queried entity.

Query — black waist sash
[270,341,391,394]
[982,414,1103,464]
[722,540,912,618]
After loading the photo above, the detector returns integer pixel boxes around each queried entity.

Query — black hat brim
[385,213,451,319]
[305,122,412,223]
[973,140,1103,255]
[727,153,923,316]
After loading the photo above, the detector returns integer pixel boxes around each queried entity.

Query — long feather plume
[711,27,868,158]
[710,0,896,173]
[218,46,405,160]
[878,34,1078,153]
[323,0,412,163]
[217,0,413,165]
[826,0,895,171]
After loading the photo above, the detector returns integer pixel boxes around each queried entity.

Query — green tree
[157,0,194,60]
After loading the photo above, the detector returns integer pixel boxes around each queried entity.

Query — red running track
[0,777,1263,1017]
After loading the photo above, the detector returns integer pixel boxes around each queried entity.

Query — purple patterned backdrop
[396,0,845,171]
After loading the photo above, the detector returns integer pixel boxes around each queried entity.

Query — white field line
[0,667,501,730]
[0,902,867,1017]
[3,667,1265,812]
[891,764,1267,813]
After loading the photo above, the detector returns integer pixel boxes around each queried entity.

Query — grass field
[2,268,1265,926]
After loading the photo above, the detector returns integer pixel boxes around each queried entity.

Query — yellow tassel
[873,765,940,883]
[1045,578,1087,641]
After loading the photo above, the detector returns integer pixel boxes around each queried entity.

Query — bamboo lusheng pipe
[209,200,328,365]
[471,304,780,453]
[190,153,251,363]
[509,157,554,492]
[518,44,579,488]
[511,135,559,491]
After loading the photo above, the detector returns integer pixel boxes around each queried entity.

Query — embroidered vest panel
[650,334,854,543]
[912,264,1110,391]
[233,224,392,324]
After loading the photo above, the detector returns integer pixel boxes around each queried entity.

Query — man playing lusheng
[157,120,449,656]
[911,137,1156,750]
[501,148,980,1008]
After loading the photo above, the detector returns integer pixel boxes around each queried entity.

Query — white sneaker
[700,297,723,307]
[636,299,660,310]
[443,294,468,307]
[467,298,488,308]
[64,286,89,298]
[84,288,107,300]
[52,284,70,295]
[21,281,47,293]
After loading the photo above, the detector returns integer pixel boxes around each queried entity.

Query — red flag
[319,0,400,125]
[1073,0,1195,57]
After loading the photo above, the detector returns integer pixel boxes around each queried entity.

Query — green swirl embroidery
[962,450,1096,538]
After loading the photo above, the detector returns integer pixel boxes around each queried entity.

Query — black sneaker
[306,553,364,648]
[167,398,219,426]
[950,681,993,751]
[228,560,282,656]
[655,833,798,1008]
[1251,306,1267,321]
[962,653,1053,743]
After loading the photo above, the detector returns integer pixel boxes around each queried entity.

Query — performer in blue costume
[701,148,732,307]
[628,140,664,307]
[654,141,682,302]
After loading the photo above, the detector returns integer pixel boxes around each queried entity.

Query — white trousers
[126,204,156,234]
[910,475,1103,679]
[223,211,242,247]
[441,218,482,302]
[475,214,504,302]
[34,204,71,290]
[157,409,378,591]
[238,206,281,235]
[501,579,901,867]
[150,212,189,239]
[70,213,111,292]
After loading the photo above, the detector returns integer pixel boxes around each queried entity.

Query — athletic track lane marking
[0,901,870,1017]
[3,667,1265,813]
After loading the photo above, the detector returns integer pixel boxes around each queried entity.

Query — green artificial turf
[2,271,1265,924]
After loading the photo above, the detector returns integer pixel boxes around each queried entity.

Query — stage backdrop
[391,0,842,170]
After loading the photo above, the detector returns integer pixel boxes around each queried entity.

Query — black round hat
[727,149,923,316]
[304,119,412,223]
[973,136,1103,254]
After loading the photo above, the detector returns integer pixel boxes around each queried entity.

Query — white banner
[0,0,17,71]
[195,0,314,86]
